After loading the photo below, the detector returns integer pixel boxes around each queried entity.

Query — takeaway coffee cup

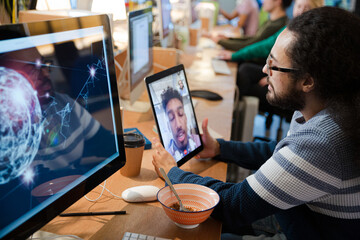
[120,132,145,177]
[189,27,200,46]
[200,17,211,32]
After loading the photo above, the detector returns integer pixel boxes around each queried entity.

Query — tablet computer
[145,64,203,166]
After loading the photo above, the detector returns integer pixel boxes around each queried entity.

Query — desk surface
[40,41,237,240]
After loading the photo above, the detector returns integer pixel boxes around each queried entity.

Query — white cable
[84,180,107,202]
[99,183,123,199]
[84,180,123,202]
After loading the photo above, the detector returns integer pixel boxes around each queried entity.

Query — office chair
[258,103,293,142]
[231,86,259,142]
[228,86,259,183]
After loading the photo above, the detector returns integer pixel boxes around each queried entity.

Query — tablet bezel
[145,64,203,167]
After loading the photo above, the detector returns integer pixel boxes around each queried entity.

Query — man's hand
[217,50,232,60]
[196,118,221,159]
[211,34,227,44]
[152,138,177,177]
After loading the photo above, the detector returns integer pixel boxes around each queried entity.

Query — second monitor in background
[157,0,174,48]
[119,6,154,112]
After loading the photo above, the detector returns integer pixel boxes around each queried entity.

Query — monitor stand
[120,99,150,113]
[28,230,82,240]
[116,58,151,113]
[160,25,175,48]
[160,36,169,48]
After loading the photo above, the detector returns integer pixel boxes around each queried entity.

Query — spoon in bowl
[159,167,187,212]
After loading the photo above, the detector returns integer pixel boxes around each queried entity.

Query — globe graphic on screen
[0,66,43,185]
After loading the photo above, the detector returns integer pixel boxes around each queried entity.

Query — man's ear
[301,75,315,93]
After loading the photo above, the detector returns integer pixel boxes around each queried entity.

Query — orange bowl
[157,183,220,229]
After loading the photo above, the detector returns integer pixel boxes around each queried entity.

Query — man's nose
[262,64,267,75]
[175,115,181,128]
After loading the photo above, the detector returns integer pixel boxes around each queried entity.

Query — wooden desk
[40,42,237,240]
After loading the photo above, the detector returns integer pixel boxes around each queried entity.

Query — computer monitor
[0,14,126,239]
[126,7,154,108]
[157,0,173,47]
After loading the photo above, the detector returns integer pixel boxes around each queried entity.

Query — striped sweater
[167,110,360,239]
[32,93,117,172]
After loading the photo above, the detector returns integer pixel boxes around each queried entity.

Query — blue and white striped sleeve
[73,100,100,140]
[246,130,342,210]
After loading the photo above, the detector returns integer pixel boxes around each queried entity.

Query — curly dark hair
[287,6,360,164]
[161,87,183,111]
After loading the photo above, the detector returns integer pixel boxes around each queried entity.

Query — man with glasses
[152,7,360,240]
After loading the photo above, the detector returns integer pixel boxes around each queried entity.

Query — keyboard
[122,232,171,240]
[211,59,231,75]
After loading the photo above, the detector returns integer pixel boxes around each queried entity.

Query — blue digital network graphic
[0,56,107,186]
[0,67,43,185]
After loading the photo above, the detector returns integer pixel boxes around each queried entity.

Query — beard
[174,128,188,151]
[266,78,305,111]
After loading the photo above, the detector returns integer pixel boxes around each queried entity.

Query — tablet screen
[145,64,203,166]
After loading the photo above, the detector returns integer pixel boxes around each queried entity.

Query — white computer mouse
[122,185,160,203]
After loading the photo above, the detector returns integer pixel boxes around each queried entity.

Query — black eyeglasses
[266,54,299,76]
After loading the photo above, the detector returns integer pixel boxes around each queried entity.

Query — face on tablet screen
[147,69,202,163]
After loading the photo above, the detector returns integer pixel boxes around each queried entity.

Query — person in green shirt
[213,0,293,51]
[218,0,324,61]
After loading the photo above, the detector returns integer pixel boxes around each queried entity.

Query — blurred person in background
[219,0,260,36]
[213,0,292,51]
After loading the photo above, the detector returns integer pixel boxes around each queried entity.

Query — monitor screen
[0,15,126,239]
[158,0,172,39]
[128,7,154,104]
